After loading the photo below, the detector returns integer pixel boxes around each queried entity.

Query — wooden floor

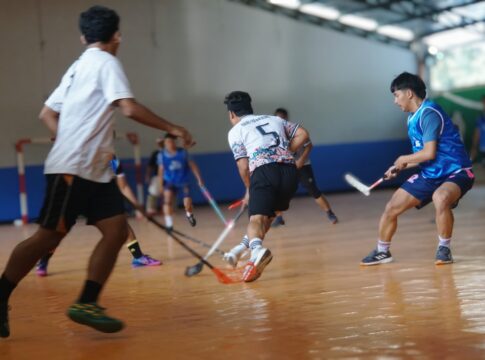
[1,173,485,359]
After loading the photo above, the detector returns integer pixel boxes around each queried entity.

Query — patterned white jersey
[228,114,299,173]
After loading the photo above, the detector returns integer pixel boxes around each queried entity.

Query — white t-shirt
[228,114,299,173]
[44,47,134,182]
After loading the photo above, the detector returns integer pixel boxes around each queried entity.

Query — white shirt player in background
[223,91,309,282]
[0,5,194,338]
[271,108,338,227]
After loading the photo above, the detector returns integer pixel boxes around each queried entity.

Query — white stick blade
[344,173,371,196]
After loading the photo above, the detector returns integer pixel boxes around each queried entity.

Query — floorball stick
[344,169,396,196]
[199,184,227,225]
[185,203,246,277]
[123,196,236,284]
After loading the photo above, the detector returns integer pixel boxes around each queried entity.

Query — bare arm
[188,159,204,186]
[295,142,312,169]
[39,106,60,137]
[116,175,139,206]
[289,126,310,154]
[236,158,250,204]
[116,175,143,219]
[385,141,437,179]
[115,98,194,148]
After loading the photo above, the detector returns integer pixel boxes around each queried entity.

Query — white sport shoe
[223,244,247,268]
[242,247,273,282]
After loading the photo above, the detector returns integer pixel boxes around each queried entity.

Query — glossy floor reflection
[1,184,485,359]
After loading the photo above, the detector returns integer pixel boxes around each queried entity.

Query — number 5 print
[256,123,280,148]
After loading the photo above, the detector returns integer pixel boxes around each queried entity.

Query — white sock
[186,211,192,217]
[377,240,391,253]
[164,215,173,228]
[229,236,249,257]
[439,236,451,248]
[241,235,249,248]
[249,238,263,250]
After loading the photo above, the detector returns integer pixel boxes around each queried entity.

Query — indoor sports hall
[0,1,484,359]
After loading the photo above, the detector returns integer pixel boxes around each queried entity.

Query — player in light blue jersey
[361,72,474,266]
[157,133,204,230]
[470,95,485,167]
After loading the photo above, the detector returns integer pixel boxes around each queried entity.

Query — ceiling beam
[227,0,410,48]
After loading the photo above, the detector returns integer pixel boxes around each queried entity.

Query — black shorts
[37,174,125,233]
[249,163,298,217]
[298,164,321,199]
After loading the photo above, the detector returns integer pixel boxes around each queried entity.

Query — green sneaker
[67,303,124,333]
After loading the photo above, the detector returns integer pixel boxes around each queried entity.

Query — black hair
[390,72,426,99]
[164,133,177,140]
[224,91,253,117]
[79,5,120,44]
[274,107,288,117]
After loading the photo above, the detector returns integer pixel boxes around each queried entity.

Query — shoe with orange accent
[242,247,272,282]
[435,246,453,265]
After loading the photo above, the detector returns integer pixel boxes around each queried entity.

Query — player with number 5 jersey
[224,91,309,282]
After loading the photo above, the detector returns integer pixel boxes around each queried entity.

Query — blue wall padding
[0,139,410,222]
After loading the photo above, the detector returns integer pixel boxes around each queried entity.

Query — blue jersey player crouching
[361,72,474,266]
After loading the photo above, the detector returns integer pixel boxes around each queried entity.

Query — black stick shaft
[123,196,216,270]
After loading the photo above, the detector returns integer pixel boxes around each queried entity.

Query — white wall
[0,0,416,167]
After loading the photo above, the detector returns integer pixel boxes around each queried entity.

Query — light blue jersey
[408,99,471,179]
[157,148,190,185]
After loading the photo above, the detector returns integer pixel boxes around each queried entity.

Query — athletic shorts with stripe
[297,164,321,199]
[37,174,125,233]
[249,163,298,217]
[401,168,474,209]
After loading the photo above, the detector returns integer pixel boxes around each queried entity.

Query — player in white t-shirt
[223,91,309,282]
[271,108,338,227]
[0,5,193,338]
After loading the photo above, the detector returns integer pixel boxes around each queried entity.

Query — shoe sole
[360,257,393,266]
[132,261,162,268]
[435,259,453,265]
[244,250,273,282]
[67,312,124,333]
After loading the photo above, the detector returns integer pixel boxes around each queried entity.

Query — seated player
[35,155,161,276]
[158,133,204,230]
